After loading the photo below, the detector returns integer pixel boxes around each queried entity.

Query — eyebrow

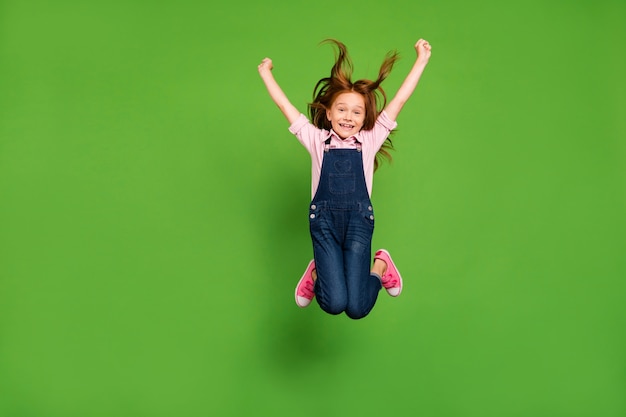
[335,102,365,110]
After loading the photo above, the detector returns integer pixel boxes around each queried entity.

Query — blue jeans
[309,201,382,319]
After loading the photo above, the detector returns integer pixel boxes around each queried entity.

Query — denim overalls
[308,137,382,319]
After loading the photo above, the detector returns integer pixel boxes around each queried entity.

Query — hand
[258,57,273,75]
[415,39,432,64]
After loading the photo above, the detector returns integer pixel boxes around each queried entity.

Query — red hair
[308,39,400,171]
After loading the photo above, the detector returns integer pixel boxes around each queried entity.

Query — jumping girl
[258,38,432,319]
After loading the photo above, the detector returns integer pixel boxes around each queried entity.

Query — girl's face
[326,92,366,139]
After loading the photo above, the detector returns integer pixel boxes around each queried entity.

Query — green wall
[1,1,624,416]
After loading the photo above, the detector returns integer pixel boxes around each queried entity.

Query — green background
[1,0,625,416]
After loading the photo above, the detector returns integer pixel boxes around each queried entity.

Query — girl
[258,38,431,319]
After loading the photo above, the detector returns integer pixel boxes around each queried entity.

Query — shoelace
[382,273,399,288]
[298,279,315,298]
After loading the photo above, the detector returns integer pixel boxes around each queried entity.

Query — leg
[310,209,348,315]
[344,208,381,319]
[371,258,387,277]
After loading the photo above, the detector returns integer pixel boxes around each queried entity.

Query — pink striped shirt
[288,111,398,198]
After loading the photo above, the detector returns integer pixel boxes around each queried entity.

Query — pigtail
[309,39,355,130]
[377,50,400,86]
[323,39,353,81]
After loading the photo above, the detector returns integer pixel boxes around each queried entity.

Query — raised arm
[384,39,432,121]
[258,58,301,125]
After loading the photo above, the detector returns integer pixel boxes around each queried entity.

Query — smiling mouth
[339,123,354,130]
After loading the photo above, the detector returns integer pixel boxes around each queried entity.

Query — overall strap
[324,137,331,152]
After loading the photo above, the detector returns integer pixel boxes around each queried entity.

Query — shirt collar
[326,129,362,144]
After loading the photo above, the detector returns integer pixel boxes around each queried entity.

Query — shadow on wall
[254,169,353,375]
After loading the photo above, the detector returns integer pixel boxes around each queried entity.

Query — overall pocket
[329,173,355,195]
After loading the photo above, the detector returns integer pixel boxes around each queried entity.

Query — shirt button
[368,206,373,211]
[311,204,316,210]
[310,214,316,219]
[370,215,374,220]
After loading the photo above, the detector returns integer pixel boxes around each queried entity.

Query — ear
[326,108,331,121]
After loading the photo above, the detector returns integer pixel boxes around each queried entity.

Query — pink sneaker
[295,260,316,308]
[374,249,403,296]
